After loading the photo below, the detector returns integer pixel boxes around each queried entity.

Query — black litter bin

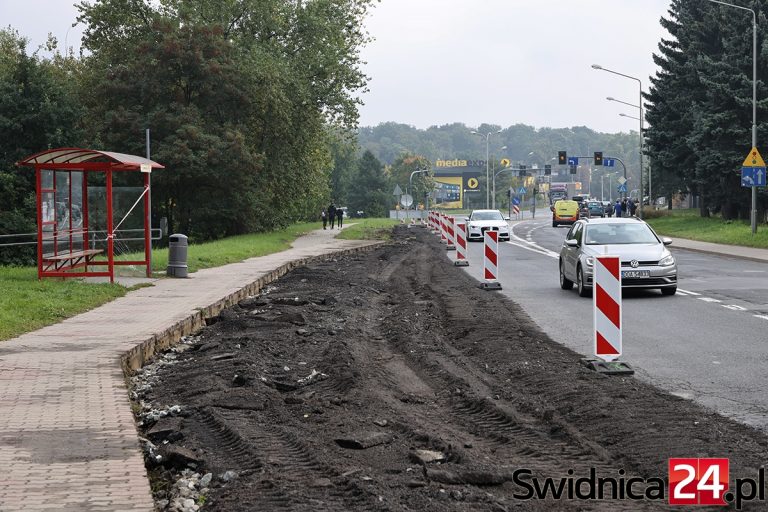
[167,234,188,278]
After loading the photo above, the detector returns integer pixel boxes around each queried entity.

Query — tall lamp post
[409,168,430,216]
[592,64,645,219]
[707,0,758,234]
[471,129,503,208]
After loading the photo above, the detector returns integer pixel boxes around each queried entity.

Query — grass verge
[0,222,319,341]
[336,218,399,240]
[644,209,768,248]
[0,266,127,341]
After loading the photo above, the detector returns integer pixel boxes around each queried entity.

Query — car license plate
[622,270,650,279]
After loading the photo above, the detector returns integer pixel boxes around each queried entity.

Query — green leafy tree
[0,29,86,264]
[348,150,388,217]
[76,0,374,238]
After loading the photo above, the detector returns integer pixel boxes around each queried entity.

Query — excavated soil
[136,225,768,511]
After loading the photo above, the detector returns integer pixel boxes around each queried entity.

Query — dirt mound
[134,226,768,510]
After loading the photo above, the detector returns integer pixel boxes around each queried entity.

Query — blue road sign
[512,197,520,205]
[617,184,627,193]
[742,166,767,187]
[742,168,755,187]
[518,187,527,194]
[604,158,616,168]
[567,157,578,166]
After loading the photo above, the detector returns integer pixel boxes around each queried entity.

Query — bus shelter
[17,148,164,283]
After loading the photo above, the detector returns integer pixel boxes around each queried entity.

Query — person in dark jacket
[628,198,637,217]
[328,203,337,229]
[614,199,622,218]
[336,207,344,229]
[321,209,327,229]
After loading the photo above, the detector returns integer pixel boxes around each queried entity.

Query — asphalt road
[449,218,768,432]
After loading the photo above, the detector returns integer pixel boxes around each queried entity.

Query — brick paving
[0,227,380,511]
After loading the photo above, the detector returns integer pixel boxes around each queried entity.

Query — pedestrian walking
[336,207,344,229]
[628,198,637,217]
[621,198,627,218]
[328,203,337,229]
[614,199,622,218]
[321,209,327,229]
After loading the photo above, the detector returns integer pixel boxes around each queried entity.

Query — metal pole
[753,12,758,234]
[145,128,152,277]
[707,0,758,233]
[639,80,644,219]
[486,134,491,209]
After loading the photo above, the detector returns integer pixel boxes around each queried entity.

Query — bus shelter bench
[43,249,104,271]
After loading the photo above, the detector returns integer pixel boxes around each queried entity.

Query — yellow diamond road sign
[742,147,766,167]
[500,158,510,167]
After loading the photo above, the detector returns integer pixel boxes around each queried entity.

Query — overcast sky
[1,0,673,134]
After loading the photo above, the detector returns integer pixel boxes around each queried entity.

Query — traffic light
[594,152,603,166]
[558,151,567,165]
[518,170,526,177]
[507,189,512,198]
[544,164,552,175]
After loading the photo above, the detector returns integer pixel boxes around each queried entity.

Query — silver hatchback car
[559,217,678,297]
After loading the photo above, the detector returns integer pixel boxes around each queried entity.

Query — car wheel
[560,260,573,290]
[661,286,677,296]
[577,265,591,297]
[552,221,558,227]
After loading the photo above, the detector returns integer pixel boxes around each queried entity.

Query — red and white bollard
[454,220,469,266]
[439,213,448,244]
[480,230,502,290]
[594,255,622,361]
[582,255,634,375]
[445,215,456,251]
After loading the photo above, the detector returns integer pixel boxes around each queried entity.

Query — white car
[465,209,510,242]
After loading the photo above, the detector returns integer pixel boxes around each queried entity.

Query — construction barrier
[439,213,447,244]
[454,220,469,266]
[594,255,622,361]
[480,230,502,290]
[445,216,456,251]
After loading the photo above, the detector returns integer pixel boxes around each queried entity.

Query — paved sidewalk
[669,236,768,263]
[0,228,380,512]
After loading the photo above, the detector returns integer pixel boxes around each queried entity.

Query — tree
[0,29,86,264]
[348,150,388,217]
[76,0,375,238]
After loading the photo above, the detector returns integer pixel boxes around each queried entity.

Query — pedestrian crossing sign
[617,184,627,193]
[742,147,766,167]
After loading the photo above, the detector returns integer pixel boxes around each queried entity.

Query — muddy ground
[134,225,768,511]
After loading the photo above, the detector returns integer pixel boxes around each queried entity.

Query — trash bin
[167,234,188,278]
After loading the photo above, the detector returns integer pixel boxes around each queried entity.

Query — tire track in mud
[193,407,382,512]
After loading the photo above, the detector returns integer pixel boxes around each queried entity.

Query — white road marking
[507,223,559,259]
[743,270,765,273]
[697,297,722,303]
[677,288,700,296]
[722,304,747,311]
[754,315,768,321]
[676,290,692,296]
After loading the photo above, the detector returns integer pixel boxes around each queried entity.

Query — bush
[640,208,674,219]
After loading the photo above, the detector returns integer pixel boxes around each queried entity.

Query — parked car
[558,217,678,297]
[466,209,510,241]
[551,199,579,227]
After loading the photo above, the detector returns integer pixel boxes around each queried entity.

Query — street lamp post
[707,0,757,234]
[409,168,430,217]
[592,64,645,219]
[471,129,502,209]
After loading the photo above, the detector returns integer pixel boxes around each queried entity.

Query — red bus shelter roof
[17,147,164,171]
